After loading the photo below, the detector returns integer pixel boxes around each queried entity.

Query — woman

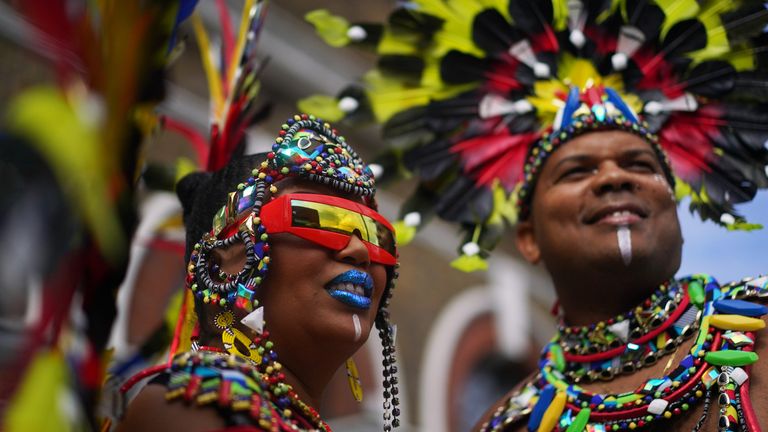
[118,115,400,431]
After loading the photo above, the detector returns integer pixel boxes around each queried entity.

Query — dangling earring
[346,358,363,402]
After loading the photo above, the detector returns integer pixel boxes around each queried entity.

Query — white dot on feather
[533,62,550,78]
[347,25,367,41]
[338,96,359,113]
[611,53,628,71]
[461,242,481,256]
[720,213,736,225]
[403,212,421,227]
[569,29,586,48]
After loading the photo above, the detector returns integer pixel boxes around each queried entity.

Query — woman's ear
[212,242,247,275]
[515,220,541,265]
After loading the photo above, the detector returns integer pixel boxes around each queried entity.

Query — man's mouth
[325,270,373,310]
[586,204,647,225]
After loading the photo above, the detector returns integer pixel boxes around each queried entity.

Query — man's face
[516,130,683,280]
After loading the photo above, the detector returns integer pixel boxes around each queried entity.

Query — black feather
[472,9,522,56]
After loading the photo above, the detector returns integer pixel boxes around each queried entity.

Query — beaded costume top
[479,274,768,432]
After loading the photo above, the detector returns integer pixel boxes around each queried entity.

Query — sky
[677,191,768,283]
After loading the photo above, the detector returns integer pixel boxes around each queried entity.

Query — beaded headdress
[189,115,381,313]
[301,0,768,270]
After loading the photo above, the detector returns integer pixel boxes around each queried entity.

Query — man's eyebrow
[552,154,593,171]
[621,148,657,159]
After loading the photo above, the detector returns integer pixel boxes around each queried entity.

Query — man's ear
[515,220,541,264]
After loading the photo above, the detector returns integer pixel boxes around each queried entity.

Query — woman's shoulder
[117,350,277,432]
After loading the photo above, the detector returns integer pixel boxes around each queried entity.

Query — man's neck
[552,271,670,326]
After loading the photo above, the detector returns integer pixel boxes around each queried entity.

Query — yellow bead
[710,314,766,331]
[269,185,277,193]
[537,391,566,432]
[629,422,637,429]
[663,411,672,419]
[283,408,292,417]
[258,172,266,179]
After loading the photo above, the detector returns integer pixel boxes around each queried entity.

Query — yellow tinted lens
[362,215,396,254]
[291,200,395,254]
[292,200,368,236]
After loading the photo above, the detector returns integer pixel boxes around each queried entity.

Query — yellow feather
[228,0,256,89]
[191,13,225,120]
[7,87,125,261]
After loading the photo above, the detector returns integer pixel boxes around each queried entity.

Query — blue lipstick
[325,270,373,310]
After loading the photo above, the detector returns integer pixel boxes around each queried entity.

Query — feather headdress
[302,0,768,271]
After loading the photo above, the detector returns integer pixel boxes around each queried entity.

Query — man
[474,122,768,431]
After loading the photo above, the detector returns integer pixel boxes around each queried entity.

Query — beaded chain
[480,274,768,431]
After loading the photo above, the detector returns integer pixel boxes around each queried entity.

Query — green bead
[704,350,759,367]
[565,408,590,432]
[682,403,689,411]
[688,281,706,307]
[550,344,566,372]
[265,341,274,349]
[280,167,289,174]
[260,234,268,241]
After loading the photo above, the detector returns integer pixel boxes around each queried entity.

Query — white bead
[611,52,628,71]
[338,96,359,113]
[731,367,749,386]
[403,212,421,227]
[368,163,383,179]
[346,25,367,42]
[647,398,668,415]
[461,242,481,256]
[569,29,586,48]
[720,213,736,225]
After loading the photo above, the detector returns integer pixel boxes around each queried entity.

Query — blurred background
[0,1,766,431]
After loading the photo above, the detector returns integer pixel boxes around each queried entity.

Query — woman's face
[254,178,389,359]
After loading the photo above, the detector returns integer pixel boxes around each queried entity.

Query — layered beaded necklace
[162,339,332,432]
[480,274,768,431]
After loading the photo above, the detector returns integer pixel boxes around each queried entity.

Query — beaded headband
[516,86,676,220]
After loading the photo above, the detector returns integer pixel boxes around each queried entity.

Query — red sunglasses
[260,193,397,265]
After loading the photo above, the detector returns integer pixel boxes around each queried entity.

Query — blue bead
[527,385,555,431]
[713,299,768,317]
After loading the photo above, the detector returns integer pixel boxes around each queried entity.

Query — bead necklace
[480,274,768,431]
[166,346,331,432]
[554,279,701,382]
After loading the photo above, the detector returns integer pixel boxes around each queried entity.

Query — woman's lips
[325,270,373,310]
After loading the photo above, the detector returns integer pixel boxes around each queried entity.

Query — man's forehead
[546,131,659,165]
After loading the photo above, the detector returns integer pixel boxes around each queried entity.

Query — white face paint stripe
[353,314,362,342]
[618,225,632,266]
